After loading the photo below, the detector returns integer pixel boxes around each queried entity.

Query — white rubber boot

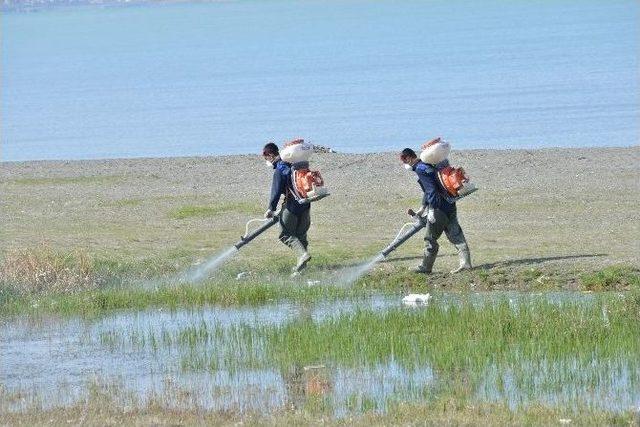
[291,239,311,275]
[295,252,311,272]
[450,243,472,274]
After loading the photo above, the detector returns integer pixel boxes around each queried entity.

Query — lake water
[2,0,638,161]
[2,292,637,415]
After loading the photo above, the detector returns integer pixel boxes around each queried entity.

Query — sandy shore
[1,146,638,276]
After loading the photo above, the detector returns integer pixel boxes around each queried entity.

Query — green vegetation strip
[0,282,363,316]
[0,243,638,315]
[1,266,640,316]
[170,202,259,219]
[116,296,638,373]
[100,293,640,375]
[95,295,639,412]
[257,299,640,371]
[2,399,636,426]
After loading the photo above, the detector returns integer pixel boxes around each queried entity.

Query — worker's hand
[427,209,436,224]
[407,208,416,217]
[264,209,274,219]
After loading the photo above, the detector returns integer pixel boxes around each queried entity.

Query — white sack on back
[281,139,314,163]
[419,138,450,165]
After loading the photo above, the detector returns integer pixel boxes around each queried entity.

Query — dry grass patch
[0,245,97,295]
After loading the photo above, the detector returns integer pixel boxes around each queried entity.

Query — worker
[400,144,472,274]
[263,142,312,274]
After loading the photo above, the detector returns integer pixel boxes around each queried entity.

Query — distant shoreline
[1,144,638,166]
[2,0,231,13]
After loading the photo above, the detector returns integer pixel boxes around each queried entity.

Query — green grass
[170,202,259,219]
[90,295,640,415]
[2,397,636,426]
[580,265,640,291]
[2,254,640,315]
[257,299,639,371]
[0,280,365,316]
[122,296,637,374]
[99,296,640,371]
[1,246,639,316]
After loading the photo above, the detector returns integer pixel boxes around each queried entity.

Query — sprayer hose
[243,210,281,238]
[244,218,272,238]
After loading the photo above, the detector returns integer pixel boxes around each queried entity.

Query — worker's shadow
[472,253,608,270]
[382,253,608,269]
[380,254,454,263]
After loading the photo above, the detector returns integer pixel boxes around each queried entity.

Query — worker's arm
[418,171,440,210]
[268,168,285,212]
[408,205,426,218]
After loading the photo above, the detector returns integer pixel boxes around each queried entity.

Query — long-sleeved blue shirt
[268,159,311,215]
[413,160,456,215]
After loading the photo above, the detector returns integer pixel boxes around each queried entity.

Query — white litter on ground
[402,293,432,306]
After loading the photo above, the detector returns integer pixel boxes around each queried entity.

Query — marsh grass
[123,298,637,375]
[95,297,640,374]
[1,244,639,315]
[0,280,364,315]
[2,393,636,426]
[0,246,96,295]
[256,300,640,372]
[89,296,640,415]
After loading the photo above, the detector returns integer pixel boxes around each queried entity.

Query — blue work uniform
[412,160,456,215]
[268,159,311,250]
[411,159,470,272]
[269,160,311,216]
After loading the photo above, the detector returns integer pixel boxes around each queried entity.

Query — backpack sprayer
[421,137,477,200]
[375,138,478,262]
[185,140,331,282]
[283,139,330,205]
[235,140,330,250]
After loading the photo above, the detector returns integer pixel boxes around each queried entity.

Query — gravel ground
[1,146,638,274]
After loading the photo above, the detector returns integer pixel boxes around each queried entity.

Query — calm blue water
[2,0,638,161]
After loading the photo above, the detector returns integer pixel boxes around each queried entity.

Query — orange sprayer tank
[293,170,325,199]
[437,166,477,198]
[290,167,329,204]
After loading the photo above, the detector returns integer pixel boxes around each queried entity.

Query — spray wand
[338,211,428,286]
[234,210,282,251]
[379,211,427,258]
